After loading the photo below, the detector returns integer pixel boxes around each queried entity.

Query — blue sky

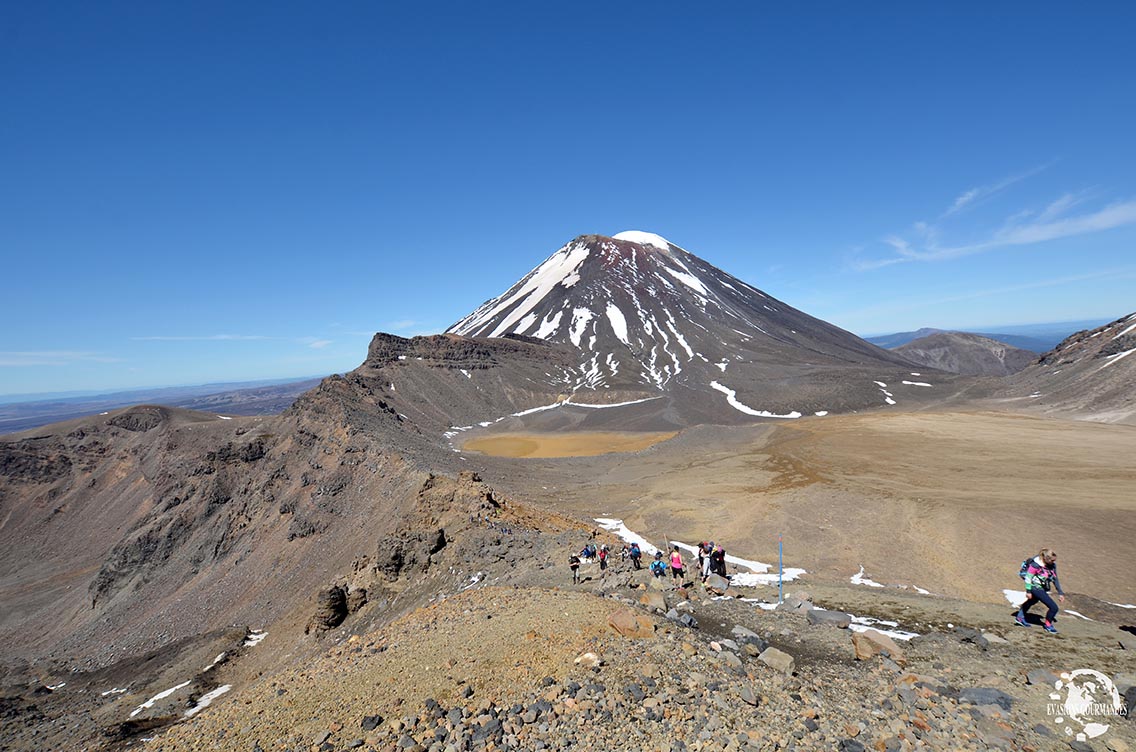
[3,3,1134,397]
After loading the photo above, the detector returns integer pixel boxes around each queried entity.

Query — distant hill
[866,319,1110,352]
[0,377,323,435]
[997,311,1136,424]
[893,331,1036,376]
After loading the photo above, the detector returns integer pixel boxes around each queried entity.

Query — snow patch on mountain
[449,240,591,337]
[612,230,673,251]
[606,303,630,346]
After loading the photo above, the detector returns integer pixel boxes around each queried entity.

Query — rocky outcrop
[306,585,348,634]
[374,529,447,581]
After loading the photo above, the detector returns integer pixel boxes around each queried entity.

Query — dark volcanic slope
[893,331,1036,376]
[448,232,948,422]
[997,311,1136,424]
[0,334,582,671]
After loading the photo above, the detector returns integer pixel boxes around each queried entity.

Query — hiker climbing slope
[1016,547,1065,633]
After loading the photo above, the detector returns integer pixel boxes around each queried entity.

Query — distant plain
[461,410,1136,606]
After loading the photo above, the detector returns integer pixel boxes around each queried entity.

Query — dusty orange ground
[461,431,677,458]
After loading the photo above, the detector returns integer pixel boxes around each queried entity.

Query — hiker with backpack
[569,553,581,584]
[1015,548,1065,633]
[598,545,609,571]
[650,552,667,578]
[629,542,642,570]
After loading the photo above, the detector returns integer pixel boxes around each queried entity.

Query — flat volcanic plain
[457,409,1136,606]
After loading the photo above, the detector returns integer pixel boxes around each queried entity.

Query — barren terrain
[459,410,1136,605]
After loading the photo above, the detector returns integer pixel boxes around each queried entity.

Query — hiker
[629,542,642,570]
[1016,548,1065,633]
[569,553,581,584]
[598,545,608,571]
[700,541,713,582]
[650,552,667,578]
[711,544,727,577]
[670,545,685,584]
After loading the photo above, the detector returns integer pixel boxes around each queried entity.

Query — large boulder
[608,607,655,638]
[704,574,730,594]
[851,629,907,666]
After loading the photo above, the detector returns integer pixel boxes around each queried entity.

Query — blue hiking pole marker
[778,534,784,604]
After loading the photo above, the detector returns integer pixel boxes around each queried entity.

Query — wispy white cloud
[857,194,1136,270]
[385,320,419,331]
[941,162,1054,217]
[306,339,332,349]
[0,351,122,367]
[131,334,270,341]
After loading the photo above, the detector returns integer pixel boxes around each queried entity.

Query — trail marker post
[778,534,784,604]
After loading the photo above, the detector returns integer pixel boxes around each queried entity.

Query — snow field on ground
[850,566,885,588]
[709,381,802,419]
[184,685,231,718]
[595,518,805,585]
[130,681,191,718]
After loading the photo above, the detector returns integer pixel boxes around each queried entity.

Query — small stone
[958,687,1014,711]
[361,714,383,731]
[574,652,602,668]
[1025,669,1059,687]
[719,651,744,674]
[758,647,795,676]
[806,609,852,628]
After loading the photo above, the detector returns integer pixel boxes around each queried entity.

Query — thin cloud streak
[942,162,1054,217]
[0,351,122,367]
[857,197,1136,270]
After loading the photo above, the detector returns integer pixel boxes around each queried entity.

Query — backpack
[1018,557,1033,580]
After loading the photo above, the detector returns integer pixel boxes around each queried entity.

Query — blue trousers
[1021,587,1059,623]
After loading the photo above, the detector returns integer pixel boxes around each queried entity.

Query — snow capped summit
[447,232,918,419]
[611,230,674,251]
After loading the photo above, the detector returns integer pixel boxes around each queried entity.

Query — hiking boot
[1014,611,1030,627]
[1043,621,1058,633]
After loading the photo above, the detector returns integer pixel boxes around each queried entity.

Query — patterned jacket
[1024,557,1063,594]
